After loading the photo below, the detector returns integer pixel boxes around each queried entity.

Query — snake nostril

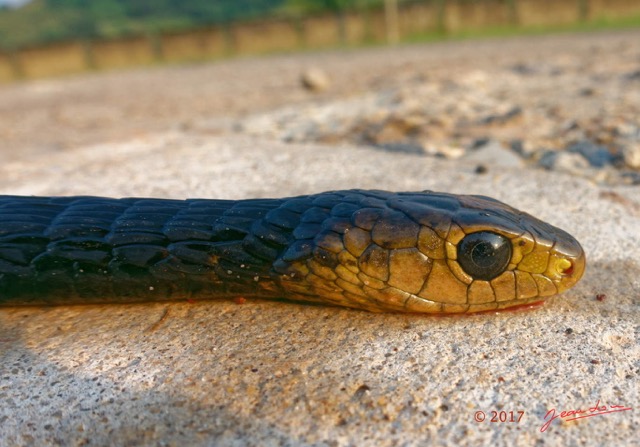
[556,258,573,276]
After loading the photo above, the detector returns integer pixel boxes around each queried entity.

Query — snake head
[276,190,585,314]
[376,192,586,313]
[445,194,585,312]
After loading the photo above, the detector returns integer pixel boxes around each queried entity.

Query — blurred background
[1,0,639,81]
[0,0,639,186]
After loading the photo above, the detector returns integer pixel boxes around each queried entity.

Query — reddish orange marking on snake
[473,300,546,316]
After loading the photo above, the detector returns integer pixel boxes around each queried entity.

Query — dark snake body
[0,194,298,304]
[0,190,585,313]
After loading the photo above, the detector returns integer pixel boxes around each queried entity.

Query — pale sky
[0,0,31,7]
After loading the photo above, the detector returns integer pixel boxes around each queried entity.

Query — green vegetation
[0,0,389,48]
[1,0,639,50]
[282,0,379,14]
[0,0,282,48]
[402,11,640,44]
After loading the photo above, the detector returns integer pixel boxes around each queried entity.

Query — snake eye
[457,232,512,280]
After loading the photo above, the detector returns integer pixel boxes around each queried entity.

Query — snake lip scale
[0,189,585,313]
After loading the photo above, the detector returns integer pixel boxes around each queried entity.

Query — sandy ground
[0,30,638,446]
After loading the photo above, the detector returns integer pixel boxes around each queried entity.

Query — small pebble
[567,141,613,168]
[622,143,640,169]
[236,45,638,186]
[465,139,523,168]
[301,68,331,92]
[538,151,590,175]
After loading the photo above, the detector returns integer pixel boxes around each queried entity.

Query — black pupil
[457,232,512,281]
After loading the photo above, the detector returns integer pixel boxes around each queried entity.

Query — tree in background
[0,0,289,48]
[284,0,350,43]
[0,0,389,48]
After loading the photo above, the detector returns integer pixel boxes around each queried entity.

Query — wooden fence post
[337,11,347,45]
[577,0,589,21]
[148,32,163,62]
[384,0,399,44]
[222,23,236,55]
[8,49,23,80]
[436,0,447,34]
[293,15,306,48]
[82,40,96,70]
[507,0,519,25]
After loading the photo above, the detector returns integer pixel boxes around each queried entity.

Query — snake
[0,190,585,313]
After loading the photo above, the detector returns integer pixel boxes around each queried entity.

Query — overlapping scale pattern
[0,190,585,312]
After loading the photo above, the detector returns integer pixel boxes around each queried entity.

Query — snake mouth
[543,230,585,296]
[555,250,586,293]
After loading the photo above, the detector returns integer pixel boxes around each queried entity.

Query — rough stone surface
[0,30,638,447]
[1,29,640,184]
[0,133,637,447]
